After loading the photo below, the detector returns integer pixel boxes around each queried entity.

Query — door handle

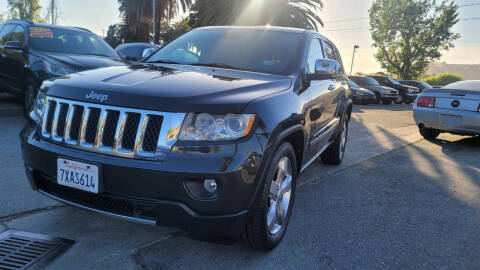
[328,84,335,91]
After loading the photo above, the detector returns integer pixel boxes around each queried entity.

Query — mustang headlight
[30,91,47,124]
[45,61,75,76]
[178,113,255,141]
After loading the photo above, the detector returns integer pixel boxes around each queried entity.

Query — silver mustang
[413,80,480,139]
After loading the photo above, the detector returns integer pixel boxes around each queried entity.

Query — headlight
[178,113,255,141]
[30,91,47,124]
[45,61,75,76]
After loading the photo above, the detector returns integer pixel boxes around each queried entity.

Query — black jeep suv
[370,75,420,104]
[0,19,125,114]
[21,26,352,250]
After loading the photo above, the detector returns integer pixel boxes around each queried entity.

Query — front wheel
[241,143,297,250]
[394,95,404,104]
[382,99,393,105]
[321,115,349,165]
[23,78,39,117]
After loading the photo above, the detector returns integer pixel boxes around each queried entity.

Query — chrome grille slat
[41,97,185,161]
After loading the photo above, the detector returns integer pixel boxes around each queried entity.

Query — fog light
[203,179,217,193]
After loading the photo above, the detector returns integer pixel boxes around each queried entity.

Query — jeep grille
[40,97,185,160]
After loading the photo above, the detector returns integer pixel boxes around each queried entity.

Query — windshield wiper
[146,60,181,64]
[190,63,247,71]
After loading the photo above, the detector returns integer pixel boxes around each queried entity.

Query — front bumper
[413,106,480,135]
[20,123,267,236]
[353,95,376,104]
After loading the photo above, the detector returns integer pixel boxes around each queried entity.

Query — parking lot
[1,94,479,269]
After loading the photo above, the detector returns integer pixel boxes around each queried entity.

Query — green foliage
[159,18,191,44]
[0,14,4,23]
[7,0,45,23]
[369,0,460,80]
[104,24,125,48]
[117,0,193,43]
[190,0,323,30]
[423,73,462,86]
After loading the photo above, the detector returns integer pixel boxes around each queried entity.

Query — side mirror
[312,59,341,80]
[5,41,25,51]
[142,48,156,59]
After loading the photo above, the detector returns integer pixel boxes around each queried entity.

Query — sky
[0,0,478,74]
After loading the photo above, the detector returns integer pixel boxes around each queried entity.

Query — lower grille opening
[34,173,156,222]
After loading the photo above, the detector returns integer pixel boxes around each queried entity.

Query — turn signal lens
[417,97,436,108]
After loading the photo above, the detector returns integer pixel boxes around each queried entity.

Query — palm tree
[118,0,193,43]
[190,0,323,30]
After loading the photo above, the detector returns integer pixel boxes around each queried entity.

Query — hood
[351,87,375,96]
[39,52,127,71]
[44,64,293,113]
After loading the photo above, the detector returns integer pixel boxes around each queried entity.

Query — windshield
[387,77,401,85]
[146,28,302,75]
[365,77,381,86]
[420,82,433,89]
[350,80,360,88]
[29,27,119,58]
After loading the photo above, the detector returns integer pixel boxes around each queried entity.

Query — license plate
[57,158,99,194]
[441,115,462,127]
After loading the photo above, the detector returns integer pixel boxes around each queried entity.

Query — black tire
[23,78,39,117]
[419,126,440,139]
[404,100,413,105]
[382,99,392,105]
[241,142,297,250]
[321,115,349,165]
[394,95,404,104]
[374,93,381,104]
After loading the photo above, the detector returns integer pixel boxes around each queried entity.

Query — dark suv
[370,75,420,104]
[21,26,352,250]
[349,75,399,104]
[0,19,125,114]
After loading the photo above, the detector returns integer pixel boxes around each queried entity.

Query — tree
[117,0,193,43]
[0,14,4,23]
[190,0,323,30]
[104,24,125,48]
[369,0,459,80]
[7,0,45,22]
[423,73,462,86]
[159,18,191,44]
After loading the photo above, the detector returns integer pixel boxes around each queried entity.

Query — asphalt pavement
[1,98,479,270]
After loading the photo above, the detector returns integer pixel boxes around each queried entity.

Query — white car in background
[413,80,480,139]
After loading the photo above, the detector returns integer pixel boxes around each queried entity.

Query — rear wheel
[23,78,38,117]
[374,93,381,104]
[419,126,440,139]
[321,115,349,165]
[241,143,297,250]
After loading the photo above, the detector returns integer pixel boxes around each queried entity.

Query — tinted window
[0,24,15,45]
[322,41,336,60]
[350,80,360,88]
[12,25,25,44]
[365,77,381,86]
[419,82,432,89]
[118,45,147,60]
[306,38,323,74]
[147,29,302,75]
[29,27,119,58]
[387,77,401,85]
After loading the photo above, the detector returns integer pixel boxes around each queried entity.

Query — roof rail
[6,18,34,25]
[71,27,92,33]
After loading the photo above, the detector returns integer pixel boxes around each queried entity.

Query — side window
[322,41,336,60]
[306,38,324,74]
[12,25,25,44]
[0,24,16,45]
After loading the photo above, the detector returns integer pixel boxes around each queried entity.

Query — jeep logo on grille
[86,91,109,102]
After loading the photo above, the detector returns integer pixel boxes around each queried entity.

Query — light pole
[350,45,359,76]
[152,0,156,44]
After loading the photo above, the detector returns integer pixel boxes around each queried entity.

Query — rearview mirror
[312,59,341,80]
[5,41,25,51]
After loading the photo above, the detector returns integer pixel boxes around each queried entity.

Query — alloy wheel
[267,157,293,236]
